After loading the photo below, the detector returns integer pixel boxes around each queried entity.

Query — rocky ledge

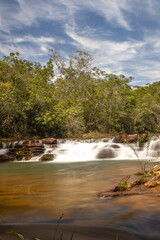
[0,138,57,162]
[98,165,160,198]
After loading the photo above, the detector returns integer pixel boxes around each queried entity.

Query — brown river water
[0,160,160,239]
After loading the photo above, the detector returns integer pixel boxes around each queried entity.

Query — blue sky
[1,0,160,85]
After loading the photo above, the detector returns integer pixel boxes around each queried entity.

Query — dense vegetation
[0,50,160,139]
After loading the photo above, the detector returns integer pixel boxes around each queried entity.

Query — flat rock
[145,175,160,187]
[41,138,57,144]
[23,140,44,148]
[99,191,141,198]
[0,154,15,162]
[113,134,147,143]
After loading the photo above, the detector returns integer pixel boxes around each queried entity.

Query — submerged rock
[96,147,116,159]
[99,191,141,198]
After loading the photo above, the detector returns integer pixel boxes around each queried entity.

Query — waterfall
[1,136,160,162]
[41,136,160,163]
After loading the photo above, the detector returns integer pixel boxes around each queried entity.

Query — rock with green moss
[40,154,54,161]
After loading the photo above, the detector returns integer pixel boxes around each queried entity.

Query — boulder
[96,147,116,159]
[151,141,160,150]
[0,154,15,162]
[40,154,54,161]
[41,138,57,144]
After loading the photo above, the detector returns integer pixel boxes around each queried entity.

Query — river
[0,159,160,239]
[1,137,160,239]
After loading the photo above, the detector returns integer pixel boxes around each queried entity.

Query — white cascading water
[1,136,160,162]
[43,136,160,163]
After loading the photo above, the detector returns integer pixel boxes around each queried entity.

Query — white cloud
[0,34,57,59]
[65,24,145,72]
[1,0,160,84]
[65,23,160,85]
[0,0,132,32]
[0,0,159,33]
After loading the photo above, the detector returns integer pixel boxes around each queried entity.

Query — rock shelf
[99,164,160,198]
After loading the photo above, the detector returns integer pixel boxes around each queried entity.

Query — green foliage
[1,50,160,138]
[139,177,147,184]
[117,181,130,191]
[8,231,25,240]
[8,231,40,240]
[134,171,144,176]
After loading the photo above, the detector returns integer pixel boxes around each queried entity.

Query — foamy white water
[1,135,160,162]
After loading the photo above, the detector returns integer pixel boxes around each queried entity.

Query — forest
[0,50,160,139]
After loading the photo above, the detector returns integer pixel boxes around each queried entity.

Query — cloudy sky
[1,0,160,85]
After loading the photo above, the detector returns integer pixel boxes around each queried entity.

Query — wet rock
[111,175,131,192]
[151,141,160,150]
[131,177,148,187]
[14,142,23,148]
[96,147,116,159]
[8,148,16,154]
[23,140,44,148]
[0,154,15,162]
[113,134,147,143]
[145,175,160,188]
[109,144,120,149]
[99,164,160,199]
[27,147,45,153]
[99,191,141,198]
[40,154,54,161]
[137,142,145,148]
[41,138,57,144]
[113,134,138,143]
[21,140,45,157]
[9,141,45,160]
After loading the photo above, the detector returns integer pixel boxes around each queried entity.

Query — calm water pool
[0,160,160,238]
